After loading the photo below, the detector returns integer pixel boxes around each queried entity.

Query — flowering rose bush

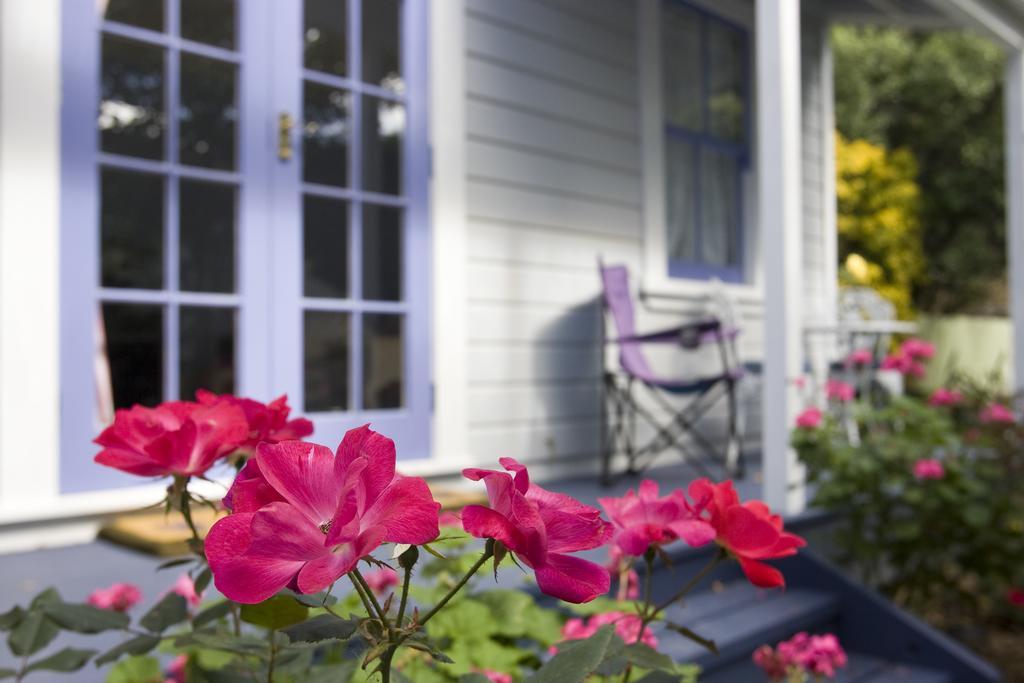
[0,391,807,682]
[792,349,1024,656]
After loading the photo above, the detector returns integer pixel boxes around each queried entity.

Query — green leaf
[964,504,992,527]
[106,655,163,683]
[44,602,130,633]
[405,633,456,664]
[8,610,59,657]
[30,588,62,609]
[282,589,338,608]
[528,625,619,683]
[156,557,195,571]
[303,663,359,683]
[95,634,162,665]
[0,668,16,680]
[193,648,234,671]
[140,593,189,633]
[280,613,357,644]
[634,672,688,683]
[421,543,447,560]
[0,606,24,631]
[621,642,675,670]
[239,595,309,630]
[666,623,718,655]
[193,601,233,630]
[193,567,213,594]
[24,647,95,674]
[172,632,268,657]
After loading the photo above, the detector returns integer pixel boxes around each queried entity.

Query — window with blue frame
[661,0,749,282]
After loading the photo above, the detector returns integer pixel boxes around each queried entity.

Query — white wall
[462,0,645,472]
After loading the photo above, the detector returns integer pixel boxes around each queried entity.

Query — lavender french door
[268,0,430,458]
[60,0,430,492]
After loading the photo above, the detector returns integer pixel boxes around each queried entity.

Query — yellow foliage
[835,132,923,318]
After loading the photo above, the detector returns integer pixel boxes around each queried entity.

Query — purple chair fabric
[599,264,742,392]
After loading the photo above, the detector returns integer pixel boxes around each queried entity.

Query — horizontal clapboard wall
[459,0,830,475]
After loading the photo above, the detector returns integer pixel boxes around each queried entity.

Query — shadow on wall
[531,296,605,478]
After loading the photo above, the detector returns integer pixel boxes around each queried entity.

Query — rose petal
[738,557,785,588]
[360,476,440,545]
[256,441,342,525]
[334,425,397,502]
[534,554,611,604]
[205,513,304,604]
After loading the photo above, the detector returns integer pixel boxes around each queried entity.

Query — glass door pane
[96,0,241,410]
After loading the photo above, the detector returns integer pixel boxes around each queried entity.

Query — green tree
[832,26,1006,314]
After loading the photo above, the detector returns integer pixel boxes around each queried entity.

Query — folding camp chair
[599,263,745,485]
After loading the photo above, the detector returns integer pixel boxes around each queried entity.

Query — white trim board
[429,0,473,471]
[0,0,62,511]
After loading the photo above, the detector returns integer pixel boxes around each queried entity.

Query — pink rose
[825,380,855,402]
[94,400,248,479]
[881,352,925,378]
[846,348,873,367]
[195,390,313,456]
[928,388,963,407]
[473,670,512,683]
[462,458,612,603]
[795,407,822,429]
[550,611,657,654]
[753,644,792,680]
[206,427,440,604]
[165,654,187,683]
[170,574,203,609]
[598,480,715,557]
[363,567,399,596]
[980,403,1015,424]
[901,338,935,360]
[86,583,142,612]
[759,632,847,680]
[689,479,805,589]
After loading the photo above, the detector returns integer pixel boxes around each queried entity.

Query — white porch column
[1005,49,1024,391]
[757,0,806,513]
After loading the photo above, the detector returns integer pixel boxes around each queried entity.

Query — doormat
[99,484,486,556]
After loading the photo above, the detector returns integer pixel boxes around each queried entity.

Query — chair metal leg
[625,378,638,474]
[725,378,744,478]
[600,372,614,486]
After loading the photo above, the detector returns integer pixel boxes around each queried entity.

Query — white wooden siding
[459,0,832,474]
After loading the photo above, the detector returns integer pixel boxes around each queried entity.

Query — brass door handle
[278,112,295,161]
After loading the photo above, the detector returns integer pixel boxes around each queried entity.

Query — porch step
[702,651,953,683]
[655,581,842,672]
[640,548,999,682]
